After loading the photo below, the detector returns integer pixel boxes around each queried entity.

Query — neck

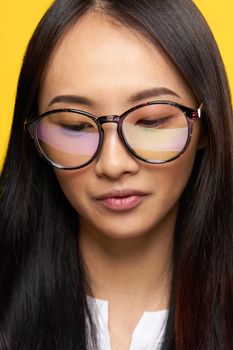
[79,205,177,311]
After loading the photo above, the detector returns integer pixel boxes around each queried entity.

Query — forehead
[39,12,195,113]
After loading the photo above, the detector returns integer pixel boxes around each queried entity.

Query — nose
[94,123,139,179]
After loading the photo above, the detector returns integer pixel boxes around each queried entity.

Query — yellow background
[0,1,233,166]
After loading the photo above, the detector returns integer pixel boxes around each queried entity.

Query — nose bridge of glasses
[98,115,121,125]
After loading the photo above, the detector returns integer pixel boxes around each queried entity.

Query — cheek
[54,168,89,214]
[154,143,198,209]
[159,123,202,201]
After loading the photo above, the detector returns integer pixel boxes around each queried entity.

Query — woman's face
[39,12,203,239]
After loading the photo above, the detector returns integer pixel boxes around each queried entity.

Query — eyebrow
[47,87,181,107]
[129,87,181,102]
[48,94,93,107]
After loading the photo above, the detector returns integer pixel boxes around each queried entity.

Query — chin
[78,202,178,242]
[90,218,164,241]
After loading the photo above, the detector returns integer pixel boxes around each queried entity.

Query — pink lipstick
[95,189,148,211]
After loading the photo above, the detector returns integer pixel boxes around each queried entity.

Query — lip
[94,189,149,211]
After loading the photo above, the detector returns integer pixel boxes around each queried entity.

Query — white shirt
[88,297,168,350]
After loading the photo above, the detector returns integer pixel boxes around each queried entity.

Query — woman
[0,0,232,349]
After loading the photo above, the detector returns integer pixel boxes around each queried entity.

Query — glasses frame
[24,100,203,170]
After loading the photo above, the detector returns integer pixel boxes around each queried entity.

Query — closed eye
[59,122,94,132]
[136,116,172,128]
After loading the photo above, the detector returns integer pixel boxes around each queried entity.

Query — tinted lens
[35,111,99,168]
[122,104,189,162]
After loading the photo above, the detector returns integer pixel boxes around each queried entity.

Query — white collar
[87,296,168,350]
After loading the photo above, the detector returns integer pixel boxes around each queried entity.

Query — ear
[197,121,208,150]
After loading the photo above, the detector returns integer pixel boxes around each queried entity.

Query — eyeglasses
[24,100,203,170]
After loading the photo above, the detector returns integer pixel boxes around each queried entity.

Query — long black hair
[0,0,232,349]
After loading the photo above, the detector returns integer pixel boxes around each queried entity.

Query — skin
[39,12,205,350]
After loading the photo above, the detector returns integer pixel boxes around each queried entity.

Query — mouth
[94,189,149,211]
